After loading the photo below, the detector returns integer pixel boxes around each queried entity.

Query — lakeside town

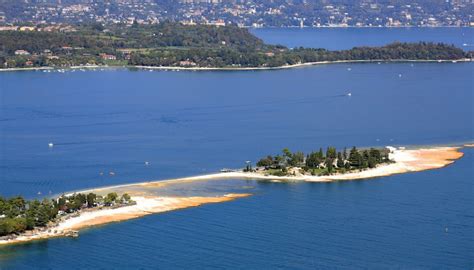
[0,0,473,28]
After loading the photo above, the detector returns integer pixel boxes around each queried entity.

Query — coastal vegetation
[256,147,391,176]
[0,192,133,238]
[0,23,470,69]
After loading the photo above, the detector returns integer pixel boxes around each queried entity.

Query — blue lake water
[0,28,473,269]
[252,27,474,50]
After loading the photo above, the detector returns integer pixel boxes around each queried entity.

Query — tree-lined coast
[254,146,391,177]
[0,192,133,239]
[0,23,471,70]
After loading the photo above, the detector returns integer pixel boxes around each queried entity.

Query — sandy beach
[131,146,464,185]
[65,146,465,195]
[0,194,250,246]
[0,146,464,246]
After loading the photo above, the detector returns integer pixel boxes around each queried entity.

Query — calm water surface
[0,28,473,269]
[252,27,474,50]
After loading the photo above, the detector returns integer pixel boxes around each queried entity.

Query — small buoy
[445,227,448,233]
[398,74,402,78]
[48,142,54,148]
[145,161,150,166]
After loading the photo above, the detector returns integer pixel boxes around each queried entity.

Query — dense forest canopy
[0,23,470,69]
[0,23,266,54]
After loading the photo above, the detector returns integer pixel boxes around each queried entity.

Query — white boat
[347,92,352,97]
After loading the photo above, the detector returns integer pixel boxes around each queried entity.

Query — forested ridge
[0,23,470,69]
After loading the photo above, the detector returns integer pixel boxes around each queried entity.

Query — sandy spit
[0,194,250,246]
[135,147,464,184]
[0,146,464,246]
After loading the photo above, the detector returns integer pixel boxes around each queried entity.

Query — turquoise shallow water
[0,28,473,269]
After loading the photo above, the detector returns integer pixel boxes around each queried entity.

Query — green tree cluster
[0,192,133,237]
[256,146,390,176]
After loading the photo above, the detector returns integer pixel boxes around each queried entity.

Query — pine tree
[337,152,344,168]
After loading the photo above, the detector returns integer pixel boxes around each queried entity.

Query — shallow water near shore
[1,148,472,269]
[0,28,473,269]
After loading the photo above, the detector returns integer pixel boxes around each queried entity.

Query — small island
[0,23,471,71]
[252,146,391,177]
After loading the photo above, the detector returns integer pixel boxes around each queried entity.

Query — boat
[347,93,352,97]
[65,230,79,238]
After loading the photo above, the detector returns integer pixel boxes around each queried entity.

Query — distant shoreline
[0,58,471,73]
[250,26,474,29]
